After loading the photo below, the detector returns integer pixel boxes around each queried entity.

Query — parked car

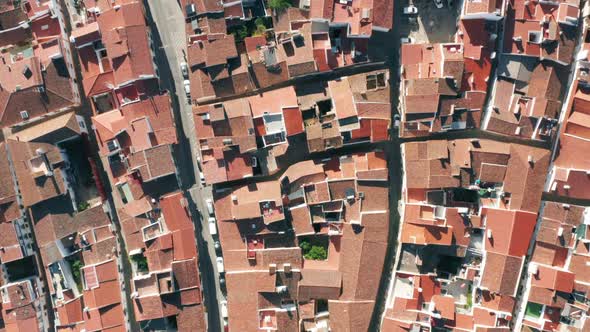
[180,62,189,79]
[220,300,228,318]
[434,0,444,8]
[401,37,415,44]
[214,240,221,251]
[216,257,224,273]
[208,217,217,236]
[393,114,401,128]
[206,198,214,216]
[199,170,206,185]
[183,80,191,102]
[403,5,418,14]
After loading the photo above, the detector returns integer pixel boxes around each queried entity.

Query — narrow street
[142,1,223,330]
[368,0,404,329]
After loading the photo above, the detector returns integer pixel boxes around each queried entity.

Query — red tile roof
[483,208,537,257]
[96,2,156,87]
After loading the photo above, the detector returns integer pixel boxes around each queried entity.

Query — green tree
[305,245,327,260]
[299,240,311,252]
[254,18,267,36]
[70,259,83,291]
[268,0,292,11]
[131,254,149,272]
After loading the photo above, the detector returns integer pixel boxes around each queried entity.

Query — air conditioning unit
[20,111,29,120]
[358,192,365,199]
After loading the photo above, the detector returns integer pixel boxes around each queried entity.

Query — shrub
[70,259,83,291]
[268,0,292,11]
[299,240,311,252]
[78,201,90,212]
[300,239,327,260]
[131,254,149,272]
[305,245,327,260]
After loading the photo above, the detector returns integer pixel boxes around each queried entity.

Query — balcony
[141,220,164,242]
[247,236,264,261]
[260,200,283,224]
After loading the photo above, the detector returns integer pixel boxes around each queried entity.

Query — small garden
[268,0,292,11]
[525,302,543,319]
[66,257,84,292]
[229,17,274,42]
[131,254,149,274]
[299,237,328,261]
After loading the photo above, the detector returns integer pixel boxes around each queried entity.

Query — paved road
[367,0,404,329]
[143,1,223,331]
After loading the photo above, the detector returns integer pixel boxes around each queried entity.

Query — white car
[208,217,217,236]
[216,257,225,273]
[199,170,206,185]
[206,198,214,216]
[434,0,444,8]
[393,114,401,128]
[401,37,415,44]
[220,300,228,318]
[403,5,418,14]
[183,79,191,97]
[180,62,189,79]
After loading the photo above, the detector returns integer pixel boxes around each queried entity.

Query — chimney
[269,263,276,275]
[557,227,564,237]
[528,155,534,166]
[487,229,493,239]
[283,263,291,274]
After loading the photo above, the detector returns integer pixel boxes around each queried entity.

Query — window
[106,139,119,152]
[93,40,104,50]
[338,116,358,127]
[528,31,542,43]
[342,131,351,142]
